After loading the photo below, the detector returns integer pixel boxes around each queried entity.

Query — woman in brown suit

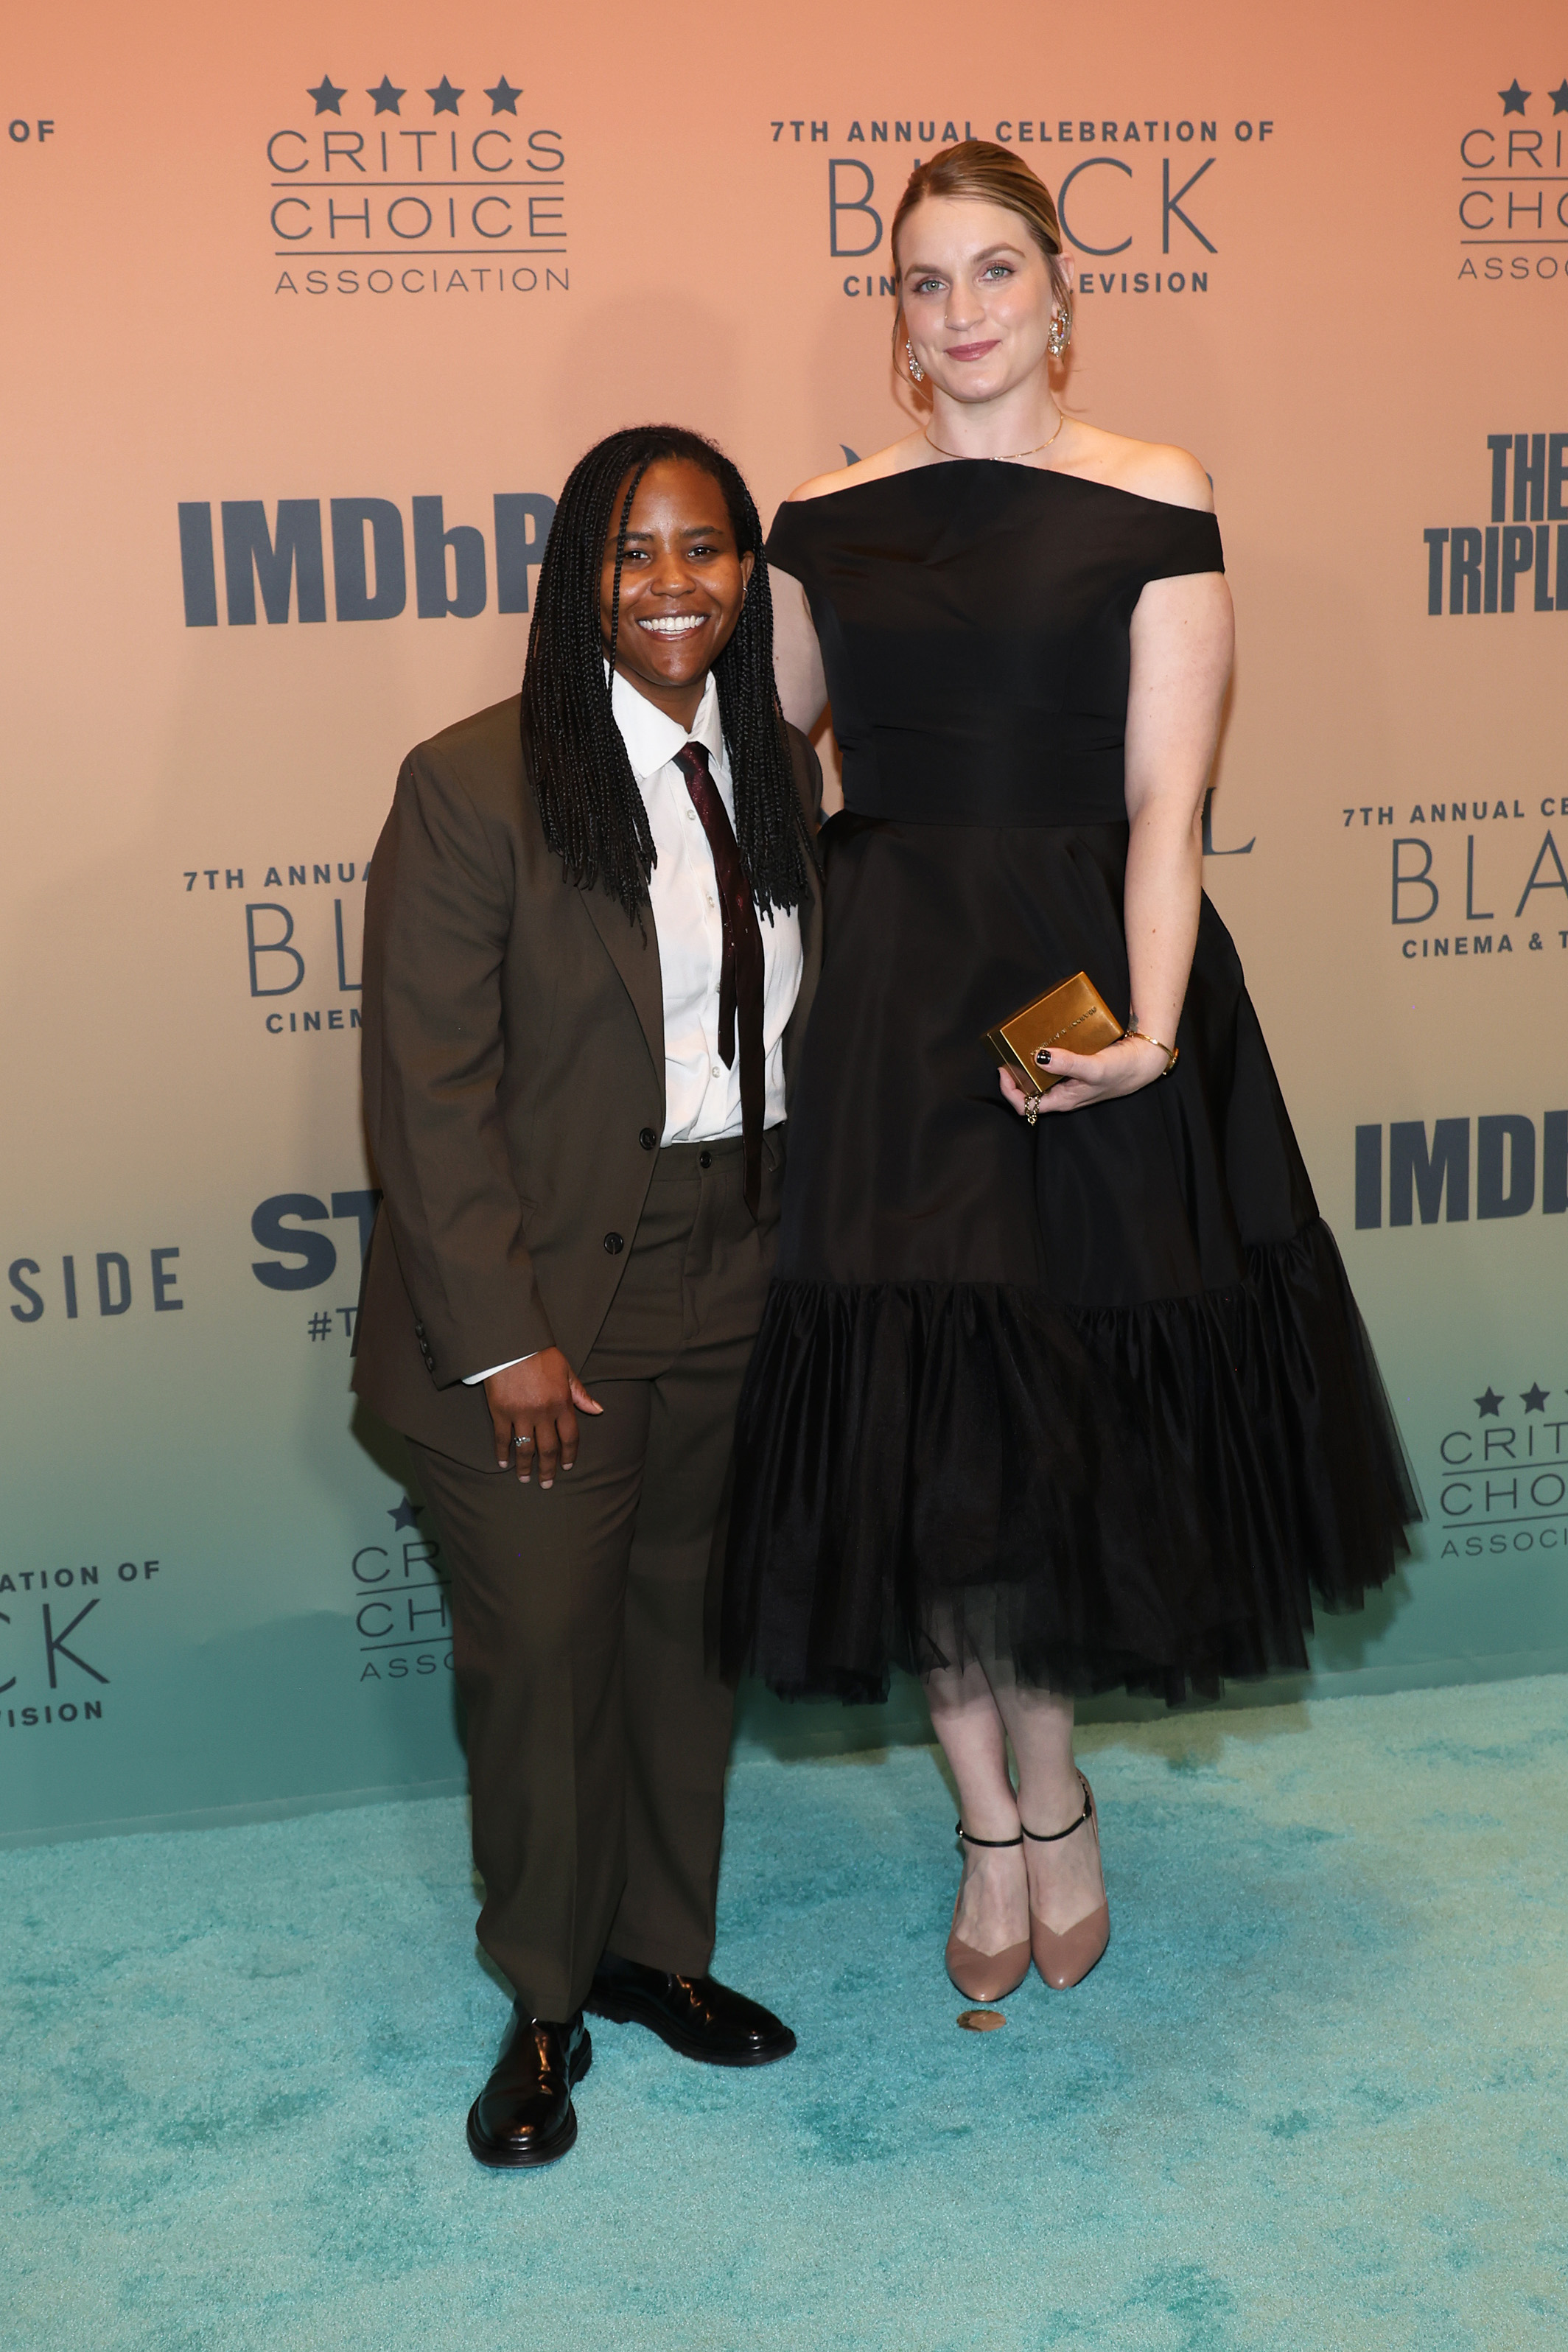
[355,427,822,2166]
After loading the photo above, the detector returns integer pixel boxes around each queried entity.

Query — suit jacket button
[603,1231,624,1255]
[699,1150,713,1170]
[639,1127,657,1152]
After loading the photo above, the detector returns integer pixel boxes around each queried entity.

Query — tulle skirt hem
[723,1217,1421,1707]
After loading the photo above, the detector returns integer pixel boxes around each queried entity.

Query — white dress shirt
[466,668,803,1384]
[614,665,802,1146]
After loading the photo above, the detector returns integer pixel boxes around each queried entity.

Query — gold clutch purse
[983,971,1124,1116]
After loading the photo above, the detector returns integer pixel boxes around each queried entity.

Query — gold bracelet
[1124,1026,1179,1076]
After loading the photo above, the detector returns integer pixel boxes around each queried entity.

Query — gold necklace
[924,405,1066,463]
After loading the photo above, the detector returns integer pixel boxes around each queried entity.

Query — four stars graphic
[309,73,522,118]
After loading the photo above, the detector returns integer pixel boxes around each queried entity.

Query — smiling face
[897,195,1061,407]
[599,456,754,727]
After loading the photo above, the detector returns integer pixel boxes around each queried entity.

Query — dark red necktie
[673,741,765,1217]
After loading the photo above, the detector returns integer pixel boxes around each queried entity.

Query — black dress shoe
[466,2006,592,2169]
[587,1953,797,2067]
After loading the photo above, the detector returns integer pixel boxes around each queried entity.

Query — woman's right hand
[485,1349,602,1485]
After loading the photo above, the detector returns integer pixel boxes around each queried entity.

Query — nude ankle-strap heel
[1023,1774,1110,1990]
[945,1823,1032,2002]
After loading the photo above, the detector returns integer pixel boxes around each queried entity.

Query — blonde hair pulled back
[889,139,1074,365]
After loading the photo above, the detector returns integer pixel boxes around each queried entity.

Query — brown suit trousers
[413,1133,782,2017]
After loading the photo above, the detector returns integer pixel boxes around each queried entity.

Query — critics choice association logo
[1429,1382,1568,1561]
[267,71,566,299]
[1458,74,1568,284]
[766,102,1280,304]
[351,1497,453,1687]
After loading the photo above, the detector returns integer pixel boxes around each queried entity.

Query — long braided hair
[522,424,811,921]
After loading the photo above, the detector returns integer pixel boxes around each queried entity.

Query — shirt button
[705,893,715,909]
[603,1232,625,1256]
[638,1127,657,1151]
[712,1064,722,1078]
[685,808,696,822]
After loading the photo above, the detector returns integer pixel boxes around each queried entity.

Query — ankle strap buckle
[955,1820,1024,1848]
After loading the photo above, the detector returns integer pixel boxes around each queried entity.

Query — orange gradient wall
[2,0,1564,1835]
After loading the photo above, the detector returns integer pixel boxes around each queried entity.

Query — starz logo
[267,71,567,301]
[1458,72,1568,278]
[304,73,525,118]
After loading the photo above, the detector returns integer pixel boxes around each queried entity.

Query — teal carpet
[4,1676,1567,2351]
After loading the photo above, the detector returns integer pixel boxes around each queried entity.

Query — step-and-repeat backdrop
[3,0,1564,1835]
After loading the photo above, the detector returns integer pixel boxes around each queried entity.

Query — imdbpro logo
[1354,1113,1568,1227]
[176,494,554,626]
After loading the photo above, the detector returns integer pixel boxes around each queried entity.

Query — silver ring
[514,1432,531,1447]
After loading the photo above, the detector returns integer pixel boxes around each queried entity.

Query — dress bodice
[765,462,1223,827]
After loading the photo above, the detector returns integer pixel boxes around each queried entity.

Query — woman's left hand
[999,1035,1170,1119]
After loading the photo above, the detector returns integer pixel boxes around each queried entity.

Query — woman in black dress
[723,143,1417,2003]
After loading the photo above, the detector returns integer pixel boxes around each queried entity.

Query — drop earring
[1046,309,1072,359]
[906,340,925,382]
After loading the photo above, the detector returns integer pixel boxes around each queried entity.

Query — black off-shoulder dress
[722,461,1418,1704]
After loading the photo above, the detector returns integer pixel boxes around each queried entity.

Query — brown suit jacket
[351,693,822,1470]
